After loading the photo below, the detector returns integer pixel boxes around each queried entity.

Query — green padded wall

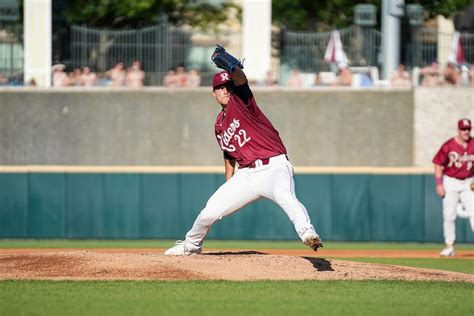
[369,175,425,241]
[0,172,473,242]
[28,174,65,238]
[142,174,180,238]
[66,174,103,238]
[0,174,28,237]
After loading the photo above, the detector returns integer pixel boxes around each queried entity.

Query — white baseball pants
[442,175,474,245]
[184,154,317,251]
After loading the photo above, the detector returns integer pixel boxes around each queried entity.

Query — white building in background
[242,0,272,82]
[24,0,52,87]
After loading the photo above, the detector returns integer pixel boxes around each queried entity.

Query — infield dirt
[1,249,473,282]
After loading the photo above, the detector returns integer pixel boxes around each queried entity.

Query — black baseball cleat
[303,235,324,252]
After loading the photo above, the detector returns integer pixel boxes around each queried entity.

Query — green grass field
[1,280,473,316]
[1,238,474,250]
[1,240,473,315]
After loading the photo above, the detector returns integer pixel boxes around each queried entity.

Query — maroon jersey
[432,137,474,179]
[214,83,286,167]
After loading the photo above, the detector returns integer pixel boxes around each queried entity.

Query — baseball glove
[211,45,243,73]
[471,182,474,191]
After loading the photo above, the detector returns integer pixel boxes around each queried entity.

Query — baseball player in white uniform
[164,46,322,256]
[433,118,474,257]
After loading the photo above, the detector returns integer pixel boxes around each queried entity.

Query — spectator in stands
[27,78,37,87]
[108,62,127,87]
[69,68,82,86]
[8,73,23,86]
[287,68,303,87]
[96,72,111,86]
[52,64,69,87]
[443,62,461,86]
[186,68,201,88]
[126,60,145,88]
[80,67,97,87]
[264,70,277,86]
[315,71,337,86]
[67,72,75,86]
[163,68,178,87]
[0,73,8,85]
[390,64,411,87]
[420,61,442,86]
[175,65,187,87]
[333,63,352,86]
[358,72,373,87]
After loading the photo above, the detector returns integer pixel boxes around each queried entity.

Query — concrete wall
[414,87,474,167]
[0,87,472,167]
[0,87,414,166]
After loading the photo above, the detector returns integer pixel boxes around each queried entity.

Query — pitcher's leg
[442,190,459,246]
[185,170,259,251]
[258,163,317,241]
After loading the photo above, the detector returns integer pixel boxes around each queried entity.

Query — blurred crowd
[47,61,202,88]
[50,60,145,88]
[162,65,202,88]
[283,61,474,88]
[1,60,474,88]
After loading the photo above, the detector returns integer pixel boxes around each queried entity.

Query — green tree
[63,0,472,31]
[272,0,472,31]
[413,0,473,18]
[272,0,380,31]
[63,0,240,30]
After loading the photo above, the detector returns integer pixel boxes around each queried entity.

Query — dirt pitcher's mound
[0,250,473,282]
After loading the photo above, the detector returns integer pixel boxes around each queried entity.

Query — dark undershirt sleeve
[232,82,253,106]
[223,151,235,160]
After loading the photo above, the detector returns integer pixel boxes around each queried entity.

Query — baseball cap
[212,71,231,90]
[458,118,472,130]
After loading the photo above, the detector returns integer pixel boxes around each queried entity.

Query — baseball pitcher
[433,118,474,257]
[165,45,322,255]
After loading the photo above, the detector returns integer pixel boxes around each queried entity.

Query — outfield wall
[1,167,473,242]
[1,87,473,241]
[0,87,413,166]
[1,87,472,167]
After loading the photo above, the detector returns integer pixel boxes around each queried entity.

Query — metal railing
[1,20,471,87]
[280,26,381,75]
[461,33,474,64]
[71,23,225,86]
[279,25,474,85]
[0,20,23,83]
[406,28,474,67]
